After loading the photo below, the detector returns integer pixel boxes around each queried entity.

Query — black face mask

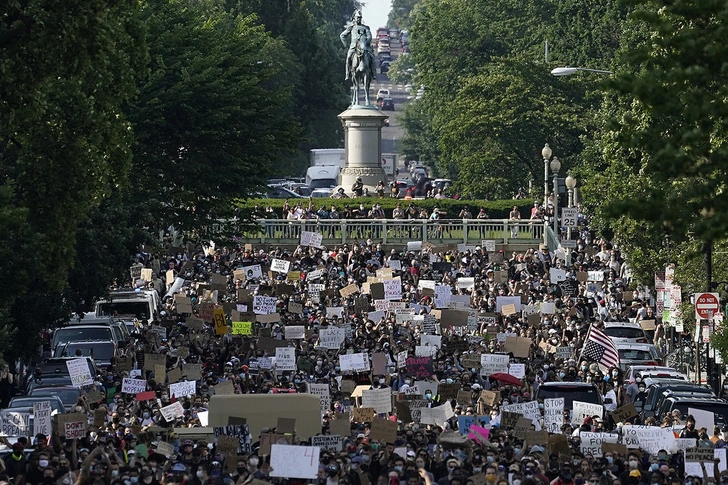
[43,478,55,484]
[236,468,246,475]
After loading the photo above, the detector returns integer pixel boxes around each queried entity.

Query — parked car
[56,340,120,368]
[615,342,663,371]
[265,184,305,199]
[26,357,100,394]
[639,378,712,418]
[657,396,728,427]
[535,382,603,410]
[51,325,118,357]
[380,98,395,111]
[603,321,649,343]
[624,365,688,384]
[29,386,84,413]
[7,395,65,415]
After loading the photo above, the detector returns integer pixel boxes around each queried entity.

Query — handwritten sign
[66,358,93,388]
[121,378,147,394]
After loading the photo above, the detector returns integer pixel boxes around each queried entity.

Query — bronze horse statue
[350,33,376,106]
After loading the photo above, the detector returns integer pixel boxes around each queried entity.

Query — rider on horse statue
[340,10,375,82]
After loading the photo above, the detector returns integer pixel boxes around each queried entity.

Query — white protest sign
[383,280,401,301]
[284,326,305,340]
[2,412,29,436]
[326,307,345,318]
[64,419,87,439]
[483,240,496,252]
[407,241,422,251]
[588,271,604,281]
[508,363,526,379]
[275,348,296,371]
[388,260,402,271]
[169,380,196,398]
[572,401,604,425]
[269,444,321,479]
[684,448,727,477]
[33,402,52,437]
[434,285,451,308]
[404,385,421,396]
[501,401,541,420]
[253,295,278,314]
[622,425,677,454]
[270,258,291,274]
[66,358,93,388]
[415,346,437,357]
[544,398,564,434]
[258,357,273,370]
[367,310,385,322]
[675,438,697,451]
[496,296,522,313]
[308,383,332,415]
[300,231,323,248]
[319,328,346,349]
[549,268,566,283]
[420,402,455,428]
[121,378,147,394]
[397,351,408,369]
[457,277,475,289]
[579,432,619,457]
[339,353,370,372]
[311,435,342,451]
[307,269,325,281]
[362,388,392,414]
[160,401,185,422]
[420,335,441,349]
[688,407,715,432]
[480,354,509,376]
[418,280,436,290]
[540,302,555,315]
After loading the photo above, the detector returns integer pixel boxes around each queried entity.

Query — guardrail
[232,219,545,246]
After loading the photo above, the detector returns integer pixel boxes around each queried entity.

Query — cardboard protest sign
[440,309,468,327]
[504,336,531,358]
[214,380,235,396]
[512,417,534,439]
[144,353,166,371]
[601,442,628,456]
[369,418,398,443]
[500,411,520,429]
[352,407,375,422]
[288,301,303,314]
[259,433,291,456]
[312,435,342,451]
[549,434,571,456]
[277,417,296,435]
[438,383,460,400]
[64,419,87,439]
[329,415,351,437]
[611,404,638,424]
[395,401,413,423]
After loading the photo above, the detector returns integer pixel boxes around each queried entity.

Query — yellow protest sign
[232,321,253,335]
[214,308,228,335]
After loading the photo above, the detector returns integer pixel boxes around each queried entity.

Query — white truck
[310,149,345,169]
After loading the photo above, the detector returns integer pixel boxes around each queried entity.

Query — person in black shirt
[680,415,700,439]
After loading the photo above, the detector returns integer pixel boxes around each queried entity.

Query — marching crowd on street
[2,214,723,485]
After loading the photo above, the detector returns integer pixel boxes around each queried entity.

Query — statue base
[338,106,389,195]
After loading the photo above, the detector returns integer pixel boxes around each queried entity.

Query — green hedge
[237,198,533,219]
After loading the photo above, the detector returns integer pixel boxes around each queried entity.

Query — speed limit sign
[562,207,578,228]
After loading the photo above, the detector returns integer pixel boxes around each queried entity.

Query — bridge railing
[231,219,544,246]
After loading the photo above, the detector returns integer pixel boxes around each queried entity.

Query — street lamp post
[550,157,561,237]
[565,175,576,241]
[542,144,552,209]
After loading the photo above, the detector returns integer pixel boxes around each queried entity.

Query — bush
[237,198,532,219]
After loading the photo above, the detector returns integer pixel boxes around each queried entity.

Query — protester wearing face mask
[680,416,700,439]
[26,452,52,485]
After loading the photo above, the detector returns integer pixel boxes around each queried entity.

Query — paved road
[372,37,407,158]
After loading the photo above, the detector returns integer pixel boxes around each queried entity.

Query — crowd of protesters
[2,212,722,485]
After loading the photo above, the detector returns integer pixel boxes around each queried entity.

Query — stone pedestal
[338,106,389,195]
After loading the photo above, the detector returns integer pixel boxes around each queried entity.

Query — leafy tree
[128,0,300,235]
[387,52,415,85]
[388,0,419,30]
[581,0,728,285]
[0,0,146,360]
[437,56,586,198]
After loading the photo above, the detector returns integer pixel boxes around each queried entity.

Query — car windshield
[60,343,114,361]
[604,327,645,338]
[97,301,150,320]
[54,327,112,346]
[537,385,601,409]
[309,179,337,189]
[31,388,82,405]
[9,398,64,414]
[619,349,653,360]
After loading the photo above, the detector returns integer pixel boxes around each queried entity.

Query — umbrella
[488,373,524,387]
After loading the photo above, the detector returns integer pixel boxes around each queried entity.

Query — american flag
[580,325,620,370]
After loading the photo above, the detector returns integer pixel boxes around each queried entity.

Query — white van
[95,289,159,322]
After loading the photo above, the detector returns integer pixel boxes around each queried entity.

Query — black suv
[535,382,603,410]
[640,378,713,419]
[657,396,728,427]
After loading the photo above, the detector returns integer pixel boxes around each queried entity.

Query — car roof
[629,365,680,373]
[666,396,727,403]
[615,342,657,350]
[539,382,597,388]
[63,340,114,346]
[604,321,642,328]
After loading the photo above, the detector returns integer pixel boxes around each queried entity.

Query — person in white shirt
[604,381,618,412]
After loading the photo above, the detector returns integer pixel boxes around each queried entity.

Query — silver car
[603,321,649,344]
[615,342,663,371]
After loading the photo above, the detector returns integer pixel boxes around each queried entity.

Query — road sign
[694,292,720,321]
[562,208,578,228]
